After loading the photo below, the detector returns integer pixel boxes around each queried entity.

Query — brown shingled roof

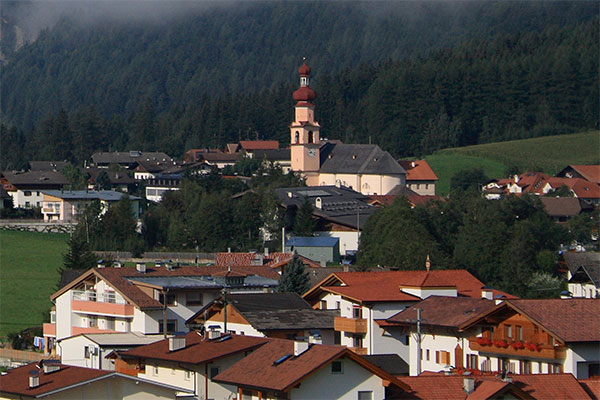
[396,374,590,400]
[0,363,110,397]
[118,331,268,364]
[506,299,600,343]
[213,339,410,393]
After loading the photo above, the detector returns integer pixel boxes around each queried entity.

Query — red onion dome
[293,86,316,102]
[298,63,311,76]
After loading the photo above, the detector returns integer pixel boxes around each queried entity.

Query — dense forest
[2,15,598,170]
[1,2,598,171]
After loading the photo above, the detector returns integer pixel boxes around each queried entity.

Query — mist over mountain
[2,1,597,133]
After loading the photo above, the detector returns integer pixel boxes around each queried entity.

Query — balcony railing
[71,290,133,317]
[468,338,566,360]
[42,208,60,214]
[72,326,118,335]
[334,316,368,334]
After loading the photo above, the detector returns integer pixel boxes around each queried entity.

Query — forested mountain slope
[1,3,598,170]
[2,1,597,132]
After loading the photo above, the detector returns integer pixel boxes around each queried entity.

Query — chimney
[308,331,322,345]
[343,264,349,272]
[29,370,40,388]
[227,247,231,253]
[136,263,146,273]
[320,260,327,268]
[463,377,475,394]
[315,197,322,209]
[42,360,60,374]
[425,254,431,272]
[411,161,416,168]
[495,295,505,305]
[481,287,493,300]
[264,247,269,257]
[293,340,310,356]
[287,191,293,198]
[169,337,186,352]
[113,261,122,268]
[97,260,105,268]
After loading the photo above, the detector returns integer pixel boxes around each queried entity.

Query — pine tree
[278,254,310,295]
[63,234,97,270]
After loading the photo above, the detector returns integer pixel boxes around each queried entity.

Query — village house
[285,236,341,264]
[302,269,513,359]
[186,292,338,343]
[40,190,141,222]
[557,165,600,185]
[459,299,600,379]
[276,185,375,255]
[86,168,137,193]
[1,170,68,209]
[249,148,292,173]
[212,338,411,400]
[559,252,599,298]
[57,332,163,370]
[289,62,407,195]
[113,332,269,400]
[0,360,190,400]
[43,264,279,356]
[398,160,439,196]
[144,172,182,202]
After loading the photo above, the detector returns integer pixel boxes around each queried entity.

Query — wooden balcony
[72,300,134,317]
[349,347,369,355]
[43,323,56,337]
[334,317,368,334]
[469,339,566,361]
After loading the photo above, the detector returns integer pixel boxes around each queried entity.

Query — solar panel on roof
[296,190,331,197]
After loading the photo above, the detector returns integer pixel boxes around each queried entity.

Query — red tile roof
[398,160,439,181]
[213,339,410,393]
[506,299,600,342]
[305,270,516,304]
[396,374,590,400]
[50,265,280,309]
[118,331,268,364]
[579,378,600,400]
[566,165,600,184]
[239,140,280,151]
[0,363,110,397]
[545,177,600,199]
[216,252,320,270]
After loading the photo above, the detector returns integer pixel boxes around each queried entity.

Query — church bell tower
[290,60,321,174]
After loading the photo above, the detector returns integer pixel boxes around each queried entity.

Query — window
[186,292,203,306]
[308,131,314,143]
[520,360,531,374]
[138,361,145,373]
[466,354,479,370]
[320,300,327,310]
[84,346,90,359]
[25,201,30,208]
[353,335,363,348]
[334,331,341,345]
[358,391,373,400]
[210,367,220,379]
[158,292,177,306]
[552,364,562,373]
[185,370,191,381]
[505,324,512,338]
[153,364,159,376]
[436,351,450,365]
[105,317,115,330]
[24,191,32,196]
[294,131,300,143]
[426,349,430,361]
[50,311,56,324]
[353,306,362,319]
[336,301,341,310]
[516,325,523,341]
[158,319,177,334]
[331,360,343,374]
[88,315,97,327]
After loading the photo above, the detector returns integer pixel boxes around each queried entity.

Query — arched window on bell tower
[300,76,309,87]
[308,131,314,144]
[295,131,300,144]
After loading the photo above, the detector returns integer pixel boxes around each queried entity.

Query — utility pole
[221,288,228,333]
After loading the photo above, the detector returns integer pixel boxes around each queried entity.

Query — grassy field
[427,130,600,196]
[0,231,68,338]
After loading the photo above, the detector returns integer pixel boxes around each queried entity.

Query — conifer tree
[278,254,310,295]
[63,233,97,270]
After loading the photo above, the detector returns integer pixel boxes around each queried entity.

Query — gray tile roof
[91,151,173,165]
[128,274,279,290]
[319,143,406,175]
[42,190,141,201]
[362,354,409,375]
[2,170,69,187]
[28,161,68,171]
[80,332,164,346]
[276,186,375,229]
[241,309,337,330]
[226,293,313,312]
[562,252,600,276]
[251,149,291,162]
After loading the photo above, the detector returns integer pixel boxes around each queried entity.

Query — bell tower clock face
[307,149,316,157]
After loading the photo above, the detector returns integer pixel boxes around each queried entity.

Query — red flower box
[476,337,492,346]
[511,341,525,350]
[493,339,508,348]
[524,342,541,352]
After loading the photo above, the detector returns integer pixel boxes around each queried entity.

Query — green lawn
[0,231,68,337]
[427,130,600,196]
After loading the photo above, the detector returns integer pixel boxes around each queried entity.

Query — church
[289,62,406,195]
